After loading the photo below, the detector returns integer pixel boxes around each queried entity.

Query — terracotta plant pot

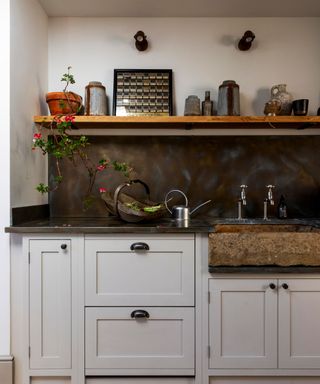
[46,91,83,115]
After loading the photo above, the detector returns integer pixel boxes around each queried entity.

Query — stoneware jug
[217,80,240,116]
[270,84,292,116]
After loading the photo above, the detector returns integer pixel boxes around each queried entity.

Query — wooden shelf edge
[34,115,320,125]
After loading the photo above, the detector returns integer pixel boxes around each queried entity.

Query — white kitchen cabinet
[85,236,194,306]
[279,279,320,369]
[208,278,278,369]
[29,239,72,369]
[209,277,320,371]
[85,307,194,375]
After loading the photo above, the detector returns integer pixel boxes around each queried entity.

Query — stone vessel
[270,84,292,116]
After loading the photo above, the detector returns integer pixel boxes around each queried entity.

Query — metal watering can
[164,189,211,221]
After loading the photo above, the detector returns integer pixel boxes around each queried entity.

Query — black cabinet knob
[61,244,67,250]
[131,309,150,319]
[282,283,289,290]
[269,283,276,290]
[130,242,149,251]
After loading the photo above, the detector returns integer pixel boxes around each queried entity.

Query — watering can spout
[164,189,212,220]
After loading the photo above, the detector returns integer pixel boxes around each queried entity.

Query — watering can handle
[164,189,188,214]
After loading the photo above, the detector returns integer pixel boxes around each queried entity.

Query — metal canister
[217,80,240,116]
[85,81,108,115]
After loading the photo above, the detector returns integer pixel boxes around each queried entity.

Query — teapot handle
[164,189,188,214]
[271,85,279,96]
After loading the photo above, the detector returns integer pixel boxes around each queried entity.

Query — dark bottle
[202,91,214,116]
[277,195,288,219]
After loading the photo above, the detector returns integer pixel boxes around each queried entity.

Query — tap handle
[266,185,275,205]
[239,185,247,204]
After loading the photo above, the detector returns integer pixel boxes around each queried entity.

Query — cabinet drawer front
[85,307,194,371]
[85,238,194,306]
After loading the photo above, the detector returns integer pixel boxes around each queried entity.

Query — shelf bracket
[185,123,194,130]
[297,122,318,130]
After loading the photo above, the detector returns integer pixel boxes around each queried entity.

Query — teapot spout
[190,200,212,215]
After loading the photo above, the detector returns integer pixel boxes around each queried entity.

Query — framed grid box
[113,69,173,116]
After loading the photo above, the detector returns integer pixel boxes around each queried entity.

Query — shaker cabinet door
[85,236,194,306]
[279,278,320,369]
[29,239,72,369]
[209,278,278,369]
[85,307,194,375]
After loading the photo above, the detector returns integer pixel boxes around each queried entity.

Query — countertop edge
[209,265,320,274]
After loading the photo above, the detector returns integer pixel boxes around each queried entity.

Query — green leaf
[36,183,49,194]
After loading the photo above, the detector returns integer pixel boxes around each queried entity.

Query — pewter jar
[85,81,108,116]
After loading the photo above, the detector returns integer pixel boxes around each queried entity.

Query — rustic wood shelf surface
[33,115,320,136]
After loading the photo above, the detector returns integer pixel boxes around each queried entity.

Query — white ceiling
[38,0,320,17]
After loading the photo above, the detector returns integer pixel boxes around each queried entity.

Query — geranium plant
[46,66,83,115]
[33,114,132,209]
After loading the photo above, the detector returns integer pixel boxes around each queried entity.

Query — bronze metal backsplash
[49,136,320,219]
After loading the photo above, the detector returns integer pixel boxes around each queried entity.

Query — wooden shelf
[33,115,320,136]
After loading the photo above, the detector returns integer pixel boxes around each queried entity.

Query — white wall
[6,0,48,356]
[48,17,320,116]
[11,0,48,208]
[0,0,11,358]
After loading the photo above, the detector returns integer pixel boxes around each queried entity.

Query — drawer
[86,379,194,384]
[85,307,195,375]
[85,236,194,306]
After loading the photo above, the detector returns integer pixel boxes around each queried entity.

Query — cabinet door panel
[279,278,320,368]
[85,307,194,371]
[85,238,194,306]
[209,278,277,369]
[29,239,72,369]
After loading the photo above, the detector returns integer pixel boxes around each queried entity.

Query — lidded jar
[217,80,240,116]
[85,81,108,116]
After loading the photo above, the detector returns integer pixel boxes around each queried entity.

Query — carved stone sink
[209,219,320,267]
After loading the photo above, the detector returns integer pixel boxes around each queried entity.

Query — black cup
[292,99,309,116]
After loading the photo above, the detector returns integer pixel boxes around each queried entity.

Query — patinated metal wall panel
[49,136,320,219]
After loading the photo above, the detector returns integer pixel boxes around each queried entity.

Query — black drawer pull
[131,309,150,319]
[130,242,149,251]
[282,283,289,290]
[61,244,67,250]
[269,283,276,290]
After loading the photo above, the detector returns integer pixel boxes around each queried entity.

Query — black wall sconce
[238,30,255,51]
[134,31,148,51]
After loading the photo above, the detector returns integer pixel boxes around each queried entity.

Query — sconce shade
[238,30,255,51]
[134,30,148,51]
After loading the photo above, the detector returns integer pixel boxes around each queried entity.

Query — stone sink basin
[209,218,320,267]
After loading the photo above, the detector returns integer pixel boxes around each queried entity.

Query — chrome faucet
[263,185,275,220]
[237,184,247,220]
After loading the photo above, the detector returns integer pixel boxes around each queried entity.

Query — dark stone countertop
[6,216,320,234]
[5,217,213,234]
[209,265,320,273]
